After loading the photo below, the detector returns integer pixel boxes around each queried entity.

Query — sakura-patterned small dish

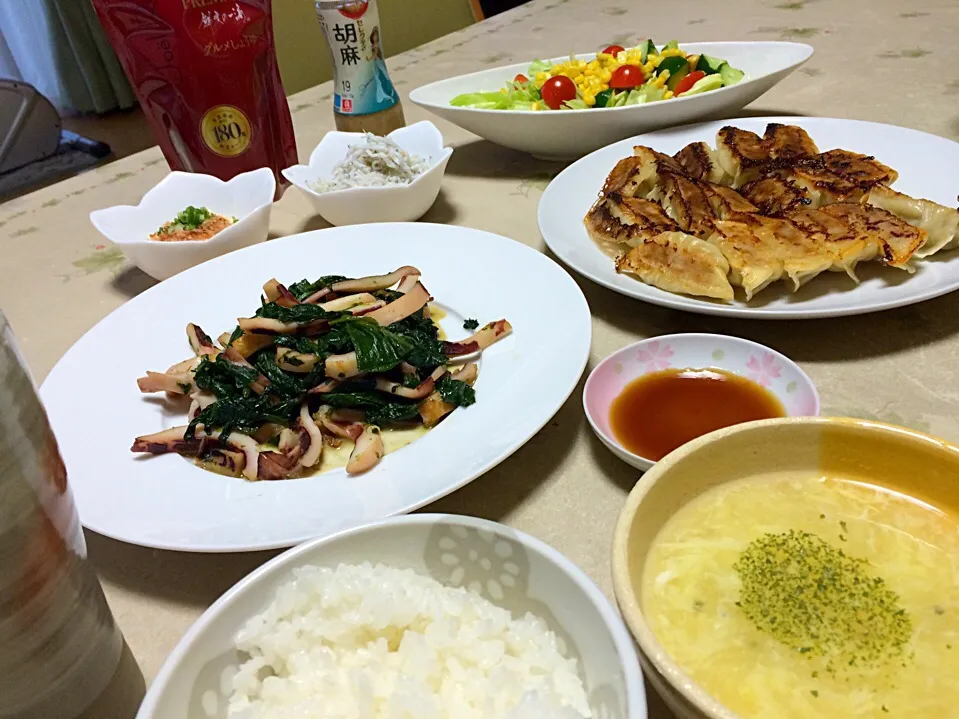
[584,334,819,471]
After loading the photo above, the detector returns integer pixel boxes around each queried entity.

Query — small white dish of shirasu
[283,121,453,226]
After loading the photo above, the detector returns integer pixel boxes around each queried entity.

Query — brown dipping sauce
[609,368,785,461]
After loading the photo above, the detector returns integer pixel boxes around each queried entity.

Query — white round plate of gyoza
[39,224,591,552]
[539,116,959,318]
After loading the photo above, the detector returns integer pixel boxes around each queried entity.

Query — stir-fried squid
[132,267,512,479]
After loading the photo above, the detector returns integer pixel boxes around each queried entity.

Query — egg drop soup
[641,473,959,718]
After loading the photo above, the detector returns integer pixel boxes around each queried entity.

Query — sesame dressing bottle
[316,0,406,135]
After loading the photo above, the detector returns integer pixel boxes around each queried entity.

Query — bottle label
[316,0,400,116]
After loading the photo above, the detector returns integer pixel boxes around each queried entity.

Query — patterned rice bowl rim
[138,514,644,719]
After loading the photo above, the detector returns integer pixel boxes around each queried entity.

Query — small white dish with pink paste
[584,333,820,471]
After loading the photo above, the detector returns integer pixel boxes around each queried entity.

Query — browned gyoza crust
[583,123,943,301]
[584,193,681,246]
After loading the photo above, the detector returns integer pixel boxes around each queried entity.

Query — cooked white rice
[228,562,591,719]
[310,134,428,192]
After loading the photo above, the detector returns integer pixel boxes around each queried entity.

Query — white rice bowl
[228,563,590,719]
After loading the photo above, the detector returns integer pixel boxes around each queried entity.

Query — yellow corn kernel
[587,60,599,70]
[583,93,596,106]
[642,60,655,75]
[500,87,507,94]
[649,54,662,68]
[663,90,674,100]
[652,73,667,88]
[687,54,699,68]
[536,71,548,82]
[660,47,685,58]
[601,69,612,82]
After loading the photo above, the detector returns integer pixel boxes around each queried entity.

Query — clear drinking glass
[0,313,144,719]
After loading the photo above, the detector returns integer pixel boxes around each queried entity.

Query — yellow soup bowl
[611,416,959,719]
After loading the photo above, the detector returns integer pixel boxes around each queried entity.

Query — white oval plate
[40,224,591,552]
[410,42,812,159]
[539,117,959,319]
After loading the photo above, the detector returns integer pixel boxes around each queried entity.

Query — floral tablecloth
[0,0,956,715]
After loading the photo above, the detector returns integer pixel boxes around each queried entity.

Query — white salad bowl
[136,514,647,719]
[282,120,453,226]
[89,168,275,281]
[584,334,820,471]
[410,42,813,159]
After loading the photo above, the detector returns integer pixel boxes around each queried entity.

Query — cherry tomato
[540,75,577,110]
[674,70,706,96]
[514,73,528,84]
[602,44,625,57]
[609,64,645,89]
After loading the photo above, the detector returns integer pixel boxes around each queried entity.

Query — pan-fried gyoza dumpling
[817,149,898,187]
[628,146,689,200]
[674,142,734,185]
[627,147,749,237]
[616,231,735,302]
[709,212,836,297]
[715,126,770,187]
[740,174,810,216]
[595,148,688,203]
[819,203,927,269]
[656,169,720,238]
[763,123,820,160]
[707,217,785,299]
[584,194,681,250]
[865,185,959,258]
[741,151,897,215]
[701,182,758,219]
[785,207,882,280]
[715,124,820,187]
[599,156,650,198]
[765,163,867,208]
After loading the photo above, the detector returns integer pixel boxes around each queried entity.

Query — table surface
[2,0,958,715]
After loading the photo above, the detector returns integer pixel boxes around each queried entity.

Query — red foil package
[92,0,297,195]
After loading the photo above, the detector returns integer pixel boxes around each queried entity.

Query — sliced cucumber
[656,55,688,78]
[719,64,745,86]
[662,40,680,51]
[638,39,657,63]
[657,57,690,90]
[696,54,727,75]
[667,62,691,90]
[594,88,615,108]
